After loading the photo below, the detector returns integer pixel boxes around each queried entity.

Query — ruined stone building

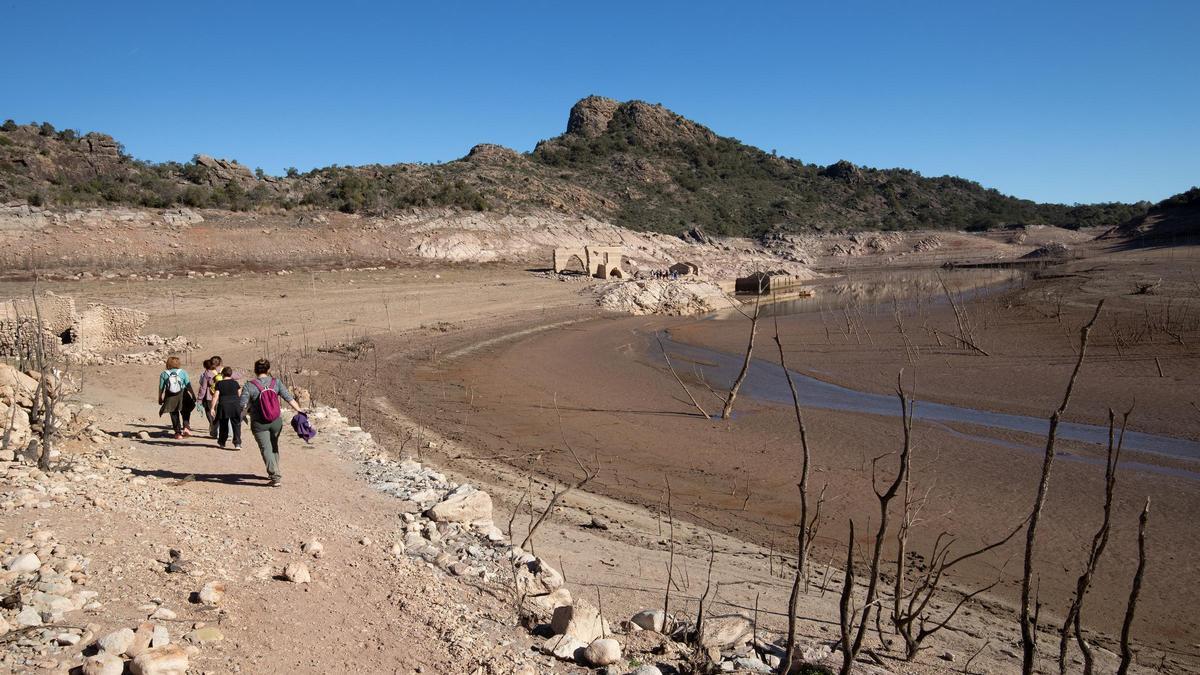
[0,292,148,357]
[552,246,626,278]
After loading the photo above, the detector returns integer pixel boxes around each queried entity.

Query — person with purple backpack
[239,358,305,487]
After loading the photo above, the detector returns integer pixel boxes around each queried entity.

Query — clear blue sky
[2,1,1196,204]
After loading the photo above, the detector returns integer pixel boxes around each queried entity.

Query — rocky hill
[1098,186,1200,244]
[0,101,1150,237]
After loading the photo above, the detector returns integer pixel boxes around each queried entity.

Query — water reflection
[714,268,1026,319]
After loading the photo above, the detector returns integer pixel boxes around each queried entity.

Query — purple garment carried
[290,412,317,443]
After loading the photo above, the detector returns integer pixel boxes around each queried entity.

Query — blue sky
[1,1,1196,204]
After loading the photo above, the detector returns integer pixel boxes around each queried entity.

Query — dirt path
[1,365,559,674]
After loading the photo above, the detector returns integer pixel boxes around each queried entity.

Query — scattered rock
[97,627,135,654]
[301,539,324,558]
[698,615,752,650]
[427,486,493,525]
[150,606,177,620]
[129,643,190,675]
[630,608,666,633]
[7,552,41,573]
[198,581,225,605]
[184,626,224,644]
[583,637,622,666]
[82,653,125,675]
[283,562,311,584]
[551,601,611,644]
[541,634,587,661]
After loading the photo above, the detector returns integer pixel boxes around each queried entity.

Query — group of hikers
[157,354,308,487]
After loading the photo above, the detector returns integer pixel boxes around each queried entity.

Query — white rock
[541,634,587,661]
[14,606,42,627]
[82,652,125,675]
[550,601,611,644]
[7,552,41,573]
[130,644,189,675]
[631,608,666,632]
[698,615,752,650]
[283,562,310,583]
[150,606,176,620]
[98,627,135,654]
[427,488,493,525]
[198,581,225,605]
[151,624,170,647]
[583,638,622,666]
[301,539,324,558]
[628,667,663,675]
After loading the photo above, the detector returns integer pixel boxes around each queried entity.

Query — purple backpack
[252,378,281,422]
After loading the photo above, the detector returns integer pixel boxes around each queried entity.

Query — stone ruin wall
[0,292,75,336]
[0,292,147,357]
[69,304,148,351]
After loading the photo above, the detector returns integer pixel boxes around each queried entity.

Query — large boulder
[426,485,492,525]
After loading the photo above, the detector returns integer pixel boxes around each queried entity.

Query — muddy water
[656,333,1200,464]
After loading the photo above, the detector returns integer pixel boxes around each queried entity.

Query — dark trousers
[168,407,193,435]
[216,408,242,447]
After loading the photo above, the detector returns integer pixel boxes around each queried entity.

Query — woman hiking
[208,366,243,450]
[196,358,218,437]
[239,359,304,487]
[157,355,197,439]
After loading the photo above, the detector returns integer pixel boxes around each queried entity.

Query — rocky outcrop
[464,143,521,164]
[192,155,255,186]
[566,96,620,138]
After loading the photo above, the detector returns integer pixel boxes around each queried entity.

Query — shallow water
[656,333,1200,464]
[712,267,1025,320]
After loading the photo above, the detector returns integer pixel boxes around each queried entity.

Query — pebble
[150,606,177,620]
[301,539,324,558]
[198,581,226,605]
[283,562,311,584]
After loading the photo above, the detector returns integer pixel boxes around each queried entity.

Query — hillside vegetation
[0,99,1152,236]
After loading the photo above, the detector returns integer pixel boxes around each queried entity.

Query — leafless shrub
[772,309,816,675]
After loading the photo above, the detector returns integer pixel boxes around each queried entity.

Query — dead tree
[772,310,815,675]
[30,283,60,471]
[655,334,710,419]
[839,374,914,675]
[838,520,857,675]
[1117,499,1150,675]
[1020,300,1104,675]
[1058,407,1132,675]
[938,274,987,355]
[663,476,677,632]
[694,533,717,648]
[892,518,1025,660]
[722,289,763,419]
